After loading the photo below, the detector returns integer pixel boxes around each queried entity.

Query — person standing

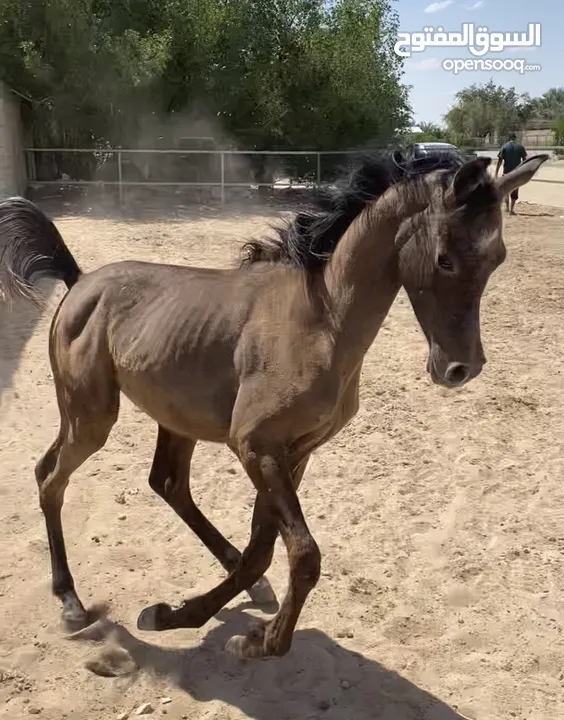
[495,133,527,214]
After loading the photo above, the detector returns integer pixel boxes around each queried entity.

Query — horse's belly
[116,368,236,442]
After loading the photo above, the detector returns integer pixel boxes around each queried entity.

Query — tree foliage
[526,88,564,123]
[444,80,531,141]
[406,121,452,144]
[443,80,564,143]
[0,0,410,154]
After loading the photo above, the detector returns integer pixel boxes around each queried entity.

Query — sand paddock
[1,197,563,720]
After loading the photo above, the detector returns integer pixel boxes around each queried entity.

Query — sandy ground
[479,155,564,209]
[519,161,564,209]
[1,196,564,720]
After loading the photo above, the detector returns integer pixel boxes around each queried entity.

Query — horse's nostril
[445,362,470,386]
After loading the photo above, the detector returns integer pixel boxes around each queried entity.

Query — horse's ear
[496,154,549,198]
[450,157,491,205]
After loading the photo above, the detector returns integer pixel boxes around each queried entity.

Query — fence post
[117,150,123,206]
[220,152,225,205]
[317,152,321,187]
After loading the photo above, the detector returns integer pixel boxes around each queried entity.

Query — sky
[396,0,560,125]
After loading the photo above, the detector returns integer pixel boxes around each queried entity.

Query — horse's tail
[0,196,82,305]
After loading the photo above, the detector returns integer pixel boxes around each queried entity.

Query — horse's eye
[437,254,454,272]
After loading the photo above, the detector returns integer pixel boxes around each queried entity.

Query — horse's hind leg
[147,426,276,605]
[36,383,119,631]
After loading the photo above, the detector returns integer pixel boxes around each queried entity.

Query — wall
[0,84,26,197]
[520,128,554,147]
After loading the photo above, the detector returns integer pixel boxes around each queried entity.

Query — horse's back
[50,260,257,441]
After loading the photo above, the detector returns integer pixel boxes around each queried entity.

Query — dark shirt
[498,141,527,174]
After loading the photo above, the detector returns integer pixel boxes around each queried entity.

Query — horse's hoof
[247,577,278,608]
[225,619,268,659]
[62,600,109,636]
[61,592,91,633]
[225,633,267,658]
[63,617,89,634]
[225,634,252,657]
[137,603,173,631]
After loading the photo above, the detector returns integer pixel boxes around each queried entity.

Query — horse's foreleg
[146,426,276,605]
[137,490,277,631]
[225,447,320,658]
[136,452,310,635]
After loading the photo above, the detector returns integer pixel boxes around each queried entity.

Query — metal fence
[23,145,564,204]
[468,133,559,149]
[24,148,358,204]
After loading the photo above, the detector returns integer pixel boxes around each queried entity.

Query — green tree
[527,88,564,122]
[0,0,171,147]
[553,118,564,146]
[0,0,410,159]
[407,121,452,143]
[444,80,529,142]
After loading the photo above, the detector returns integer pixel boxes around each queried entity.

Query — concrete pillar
[0,84,27,197]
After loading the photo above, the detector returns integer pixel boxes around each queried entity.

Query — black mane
[240,148,466,271]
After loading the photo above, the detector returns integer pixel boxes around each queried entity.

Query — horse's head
[396,153,548,388]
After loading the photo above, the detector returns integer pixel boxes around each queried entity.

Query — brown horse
[0,150,548,659]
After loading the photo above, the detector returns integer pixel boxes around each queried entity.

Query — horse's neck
[323,204,402,367]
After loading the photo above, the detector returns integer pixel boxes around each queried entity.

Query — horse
[0,149,548,659]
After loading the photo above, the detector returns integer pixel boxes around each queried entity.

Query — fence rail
[23,146,564,204]
[25,148,338,204]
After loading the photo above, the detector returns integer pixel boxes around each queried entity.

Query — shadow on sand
[77,607,469,720]
[0,279,56,405]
